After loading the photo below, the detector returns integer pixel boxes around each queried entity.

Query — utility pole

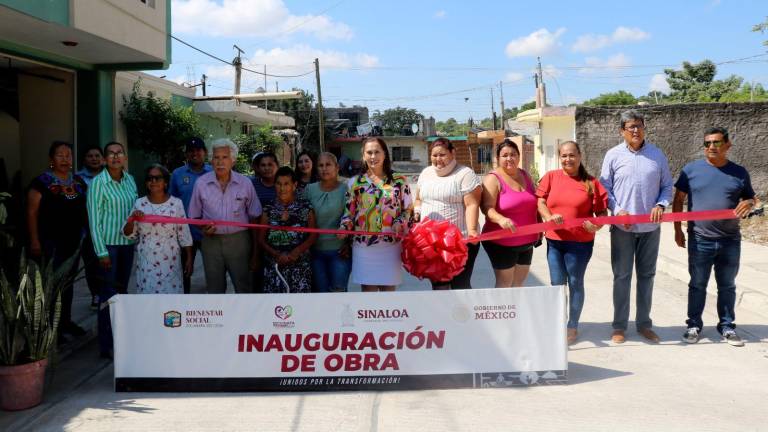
[201,74,207,96]
[490,88,497,130]
[535,56,546,108]
[233,44,244,95]
[314,58,326,152]
[499,80,506,130]
[264,65,268,110]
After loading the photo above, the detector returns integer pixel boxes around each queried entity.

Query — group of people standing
[26,110,757,358]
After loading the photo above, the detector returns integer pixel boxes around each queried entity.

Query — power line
[171,35,315,78]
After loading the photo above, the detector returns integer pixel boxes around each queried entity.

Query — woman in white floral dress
[123,164,193,294]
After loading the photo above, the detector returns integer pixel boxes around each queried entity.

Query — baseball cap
[185,137,206,151]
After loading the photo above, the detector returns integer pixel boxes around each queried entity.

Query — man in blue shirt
[600,110,673,344]
[170,137,212,293]
[673,127,756,347]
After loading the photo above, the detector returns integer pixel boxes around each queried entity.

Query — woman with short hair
[258,166,317,294]
[123,164,193,294]
[303,152,351,292]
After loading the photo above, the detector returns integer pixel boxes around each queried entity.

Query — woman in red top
[537,141,608,345]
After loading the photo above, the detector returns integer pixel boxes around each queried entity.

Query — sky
[151,0,768,121]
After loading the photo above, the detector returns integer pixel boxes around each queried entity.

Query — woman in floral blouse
[339,137,413,292]
[123,164,193,294]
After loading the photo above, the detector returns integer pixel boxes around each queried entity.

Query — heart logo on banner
[274,305,293,320]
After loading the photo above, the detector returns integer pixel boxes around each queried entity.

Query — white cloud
[579,53,631,74]
[202,45,380,87]
[173,0,353,40]
[505,28,566,58]
[540,64,563,78]
[572,26,650,53]
[505,72,525,82]
[649,73,671,94]
[434,10,446,19]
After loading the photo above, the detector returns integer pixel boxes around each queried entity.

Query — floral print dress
[124,196,192,294]
[263,198,313,294]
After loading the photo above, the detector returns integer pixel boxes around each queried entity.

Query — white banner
[111,286,567,392]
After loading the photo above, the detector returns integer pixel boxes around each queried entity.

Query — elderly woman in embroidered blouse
[339,137,413,292]
[27,141,89,340]
[413,137,482,290]
[123,164,193,294]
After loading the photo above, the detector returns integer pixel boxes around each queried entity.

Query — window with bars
[392,146,412,162]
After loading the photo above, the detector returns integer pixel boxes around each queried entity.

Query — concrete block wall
[575,103,768,198]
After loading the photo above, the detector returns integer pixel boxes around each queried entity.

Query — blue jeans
[686,234,740,333]
[98,244,134,354]
[546,239,594,329]
[311,249,351,292]
[610,227,660,331]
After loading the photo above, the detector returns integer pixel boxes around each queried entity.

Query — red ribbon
[131,209,739,283]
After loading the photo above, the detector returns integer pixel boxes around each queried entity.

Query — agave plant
[0,250,79,366]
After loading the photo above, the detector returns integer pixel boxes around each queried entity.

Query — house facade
[0,0,171,187]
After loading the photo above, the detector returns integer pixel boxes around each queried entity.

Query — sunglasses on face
[703,140,725,148]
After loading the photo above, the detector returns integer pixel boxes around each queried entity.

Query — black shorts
[481,241,534,270]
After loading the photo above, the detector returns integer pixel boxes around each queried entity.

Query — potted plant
[0,251,77,411]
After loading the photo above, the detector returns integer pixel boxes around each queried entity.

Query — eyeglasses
[146,175,165,182]
[623,124,644,131]
[703,140,725,148]
[106,151,125,158]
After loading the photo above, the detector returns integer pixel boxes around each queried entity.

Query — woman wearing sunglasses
[123,164,193,294]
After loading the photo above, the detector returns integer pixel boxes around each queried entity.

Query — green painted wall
[76,70,114,160]
[199,116,244,142]
[0,0,69,26]
[171,94,193,107]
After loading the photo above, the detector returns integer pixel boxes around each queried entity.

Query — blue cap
[185,137,206,151]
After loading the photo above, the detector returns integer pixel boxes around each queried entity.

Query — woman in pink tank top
[481,139,539,287]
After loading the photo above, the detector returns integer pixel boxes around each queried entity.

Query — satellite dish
[411,123,419,134]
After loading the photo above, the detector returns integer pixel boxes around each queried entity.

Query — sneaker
[682,327,700,344]
[721,329,744,347]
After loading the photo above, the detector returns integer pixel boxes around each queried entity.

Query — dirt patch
[741,215,768,246]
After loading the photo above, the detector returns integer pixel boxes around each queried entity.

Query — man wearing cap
[170,137,212,293]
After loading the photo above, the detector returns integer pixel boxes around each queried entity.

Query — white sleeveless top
[417,164,481,236]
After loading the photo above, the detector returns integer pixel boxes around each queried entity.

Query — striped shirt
[87,169,138,257]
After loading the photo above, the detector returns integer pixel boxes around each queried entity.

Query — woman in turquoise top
[303,152,351,292]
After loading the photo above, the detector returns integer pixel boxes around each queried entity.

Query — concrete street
[2,225,767,431]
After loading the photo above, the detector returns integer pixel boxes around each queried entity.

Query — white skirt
[351,241,403,286]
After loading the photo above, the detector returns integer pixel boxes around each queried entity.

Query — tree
[268,89,333,153]
[232,124,283,174]
[754,17,768,46]
[503,101,536,119]
[435,118,467,136]
[663,60,742,103]
[371,106,424,136]
[582,90,637,106]
[120,80,204,168]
